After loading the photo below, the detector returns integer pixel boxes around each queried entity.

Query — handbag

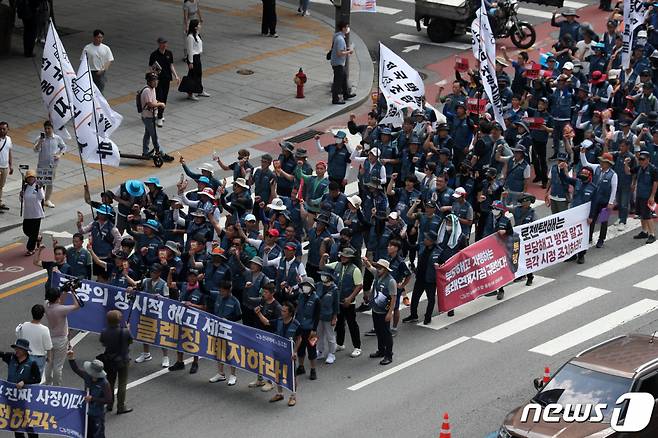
[178,75,202,94]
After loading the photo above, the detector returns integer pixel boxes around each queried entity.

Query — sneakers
[369,351,385,358]
[617,222,627,231]
[161,356,170,368]
[379,357,392,366]
[209,373,226,383]
[496,288,505,300]
[402,315,419,323]
[188,94,199,101]
[423,316,432,325]
[189,362,199,374]
[45,200,55,208]
[344,93,356,99]
[168,361,185,371]
[647,235,656,244]
[197,91,211,97]
[116,407,133,415]
[577,254,585,264]
[309,368,317,380]
[391,327,398,337]
[634,231,649,240]
[135,353,152,363]
[227,375,237,386]
[269,394,283,403]
[336,344,345,351]
[260,382,274,392]
[248,378,265,388]
[325,353,336,364]
[350,348,362,358]
[364,329,376,337]
[270,33,279,38]
[162,153,175,162]
[595,240,604,248]
[295,365,306,376]
[156,118,164,127]
[332,99,346,105]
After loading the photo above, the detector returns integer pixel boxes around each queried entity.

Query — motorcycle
[489,0,537,49]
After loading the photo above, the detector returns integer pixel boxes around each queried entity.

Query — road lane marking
[563,0,588,8]
[473,287,610,343]
[391,33,471,51]
[70,331,88,347]
[0,277,46,299]
[592,217,641,242]
[529,299,658,356]
[578,243,658,279]
[347,336,470,391]
[421,275,553,331]
[634,275,658,291]
[121,357,195,394]
[517,7,553,19]
[311,0,401,13]
[0,243,22,254]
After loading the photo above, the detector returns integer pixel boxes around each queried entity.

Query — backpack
[135,87,148,113]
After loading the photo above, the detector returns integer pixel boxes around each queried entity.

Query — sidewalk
[0,0,373,245]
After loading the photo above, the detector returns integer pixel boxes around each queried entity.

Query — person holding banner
[269,302,301,406]
[1,339,41,438]
[67,351,112,437]
[134,264,171,368]
[209,281,241,385]
[33,121,66,208]
[559,164,598,263]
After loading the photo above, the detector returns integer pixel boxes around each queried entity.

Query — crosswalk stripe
[396,18,424,28]
[391,33,471,50]
[592,217,641,242]
[313,0,402,15]
[634,275,658,291]
[420,275,554,330]
[529,299,658,356]
[578,242,658,279]
[517,7,554,19]
[562,0,588,8]
[473,287,610,343]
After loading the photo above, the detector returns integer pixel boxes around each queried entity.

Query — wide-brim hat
[11,338,31,353]
[347,195,362,208]
[315,215,330,225]
[648,112,658,122]
[198,187,215,198]
[250,256,264,267]
[590,71,607,85]
[190,209,206,218]
[94,204,113,216]
[83,360,107,379]
[364,180,381,190]
[198,162,215,173]
[211,247,228,259]
[338,247,357,258]
[557,152,570,162]
[561,7,579,16]
[374,258,393,272]
[598,153,614,165]
[512,145,527,154]
[495,57,509,67]
[125,179,145,197]
[280,141,295,153]
[424,230,438,242]
[142,219,160,231]
[267,198,286,211]
[513,121,529,133]
[164,241,180,256]
[299,276,317,288]
[517,193,536,204]
[233,178,249,189]
[144,177,162,188]
[294,148,308,159]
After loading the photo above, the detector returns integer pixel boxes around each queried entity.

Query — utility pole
[333,0,351,83]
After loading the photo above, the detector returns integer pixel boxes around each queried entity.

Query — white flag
[71,55,121,167]
[40,21,76,134]
[378,42,425,127]
[471,0,505,127]
[621,0,647,69]
[93,83,123,138]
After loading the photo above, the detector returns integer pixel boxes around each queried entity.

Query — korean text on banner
[352,0,376,13]
[0,379,86,438]
[514,202,590,276]
[378,42,425,127]
[40,21,76,133]
[621,0,646,69]
[436,233,517,312]
[52,273,296,392]
[470,0,505,127]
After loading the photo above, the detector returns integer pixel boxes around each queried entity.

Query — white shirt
[0,135,11,168]
[81,43,114,71]
[22,183,45,219]
[34,134,67,168]
[186,34,203,63]
[15,322,52,356]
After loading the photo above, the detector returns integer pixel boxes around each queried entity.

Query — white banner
[94,84,123,138]
[352,0,376,13]
[621,0,647,69]
[514,202,591,277]
[378,42,425,127]
[71,56,121,167]
[40,21,76,134]
[470,0,505,127]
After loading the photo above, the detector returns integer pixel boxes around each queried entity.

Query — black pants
[91,71,107,94]
[261,0,277,35]
[531,140,548,184]
[155,79,170,119]
[242,307,257,327]
[189,54,203,93]
[106,363,128,411]
[87,414,105,438]
[372,312,393,358]
[15,433,38,438]
[298,329,317,360]
[589,203,609,243]
[410,279,436,320]
[23,218,41,251]
[331,65,349,102]
[336,303,360,348]
[22,18,37,57]
[475,212,489,242]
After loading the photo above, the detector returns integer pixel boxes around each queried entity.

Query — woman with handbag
[99,310,133,414]
[182,19,209,101]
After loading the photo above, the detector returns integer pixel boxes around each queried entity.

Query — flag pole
[85,52,107,193]
[477,1,483,121]
[49,19,94,217]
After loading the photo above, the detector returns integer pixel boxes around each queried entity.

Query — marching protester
[99,310,133,414]
[1,339,41,437]
[67,350,112,437]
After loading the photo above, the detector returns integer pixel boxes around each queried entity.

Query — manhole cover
[237,69,254,75]
[242,107,306,130]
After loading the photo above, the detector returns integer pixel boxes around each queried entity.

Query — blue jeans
[32,355,46,378]
[616,185,631,224]
[299,0,310,11]
[141,117,161,155]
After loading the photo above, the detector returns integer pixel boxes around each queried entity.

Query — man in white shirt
[81,29,114,93]
[0,121,13,212]
[33,120,67,208]
[16,304,52,380]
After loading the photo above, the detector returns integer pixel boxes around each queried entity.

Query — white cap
[347,195,362,208]
[580,139,593,149]
[608,69,620,80]
[388,211,399,220]
[452,187,467,198]
[245,214,257,222]
[638,30,648,38]
[563,61,574,70]
[369,147,381,158]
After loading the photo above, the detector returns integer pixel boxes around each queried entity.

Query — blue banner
[0,379,86,438]
[52,273,295,392]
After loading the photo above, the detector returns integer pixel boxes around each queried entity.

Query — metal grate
[285,129,323,144]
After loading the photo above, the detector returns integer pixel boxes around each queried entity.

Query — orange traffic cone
[543,367,551,385]
[439,412,451,438]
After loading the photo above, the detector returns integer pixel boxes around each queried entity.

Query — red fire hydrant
[294,68,307,98]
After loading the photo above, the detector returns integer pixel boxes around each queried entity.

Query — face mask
[345,27,350,34]
[302,285,313,294]
[578,174,589,182]
[320,275,332,283]
[492,209,502,217]
[638,37,647,46]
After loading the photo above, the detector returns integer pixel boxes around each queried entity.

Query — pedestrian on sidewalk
[16,0,40,57]
[184,19,210,100]
[99,310,132,414]
[15,305,52,380]
[140,73,171,161]
[261,0,278,38]
[330,22,355,105]
[297,0,310,16]
[183,0,203,60]
[81,29,114,94]
[44,287,81,386]
[20,169,44,256]
[149,37,180,128]
[33,120,66,208]
[0,121,13,212]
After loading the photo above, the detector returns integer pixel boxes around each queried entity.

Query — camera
[60,277,85,307]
